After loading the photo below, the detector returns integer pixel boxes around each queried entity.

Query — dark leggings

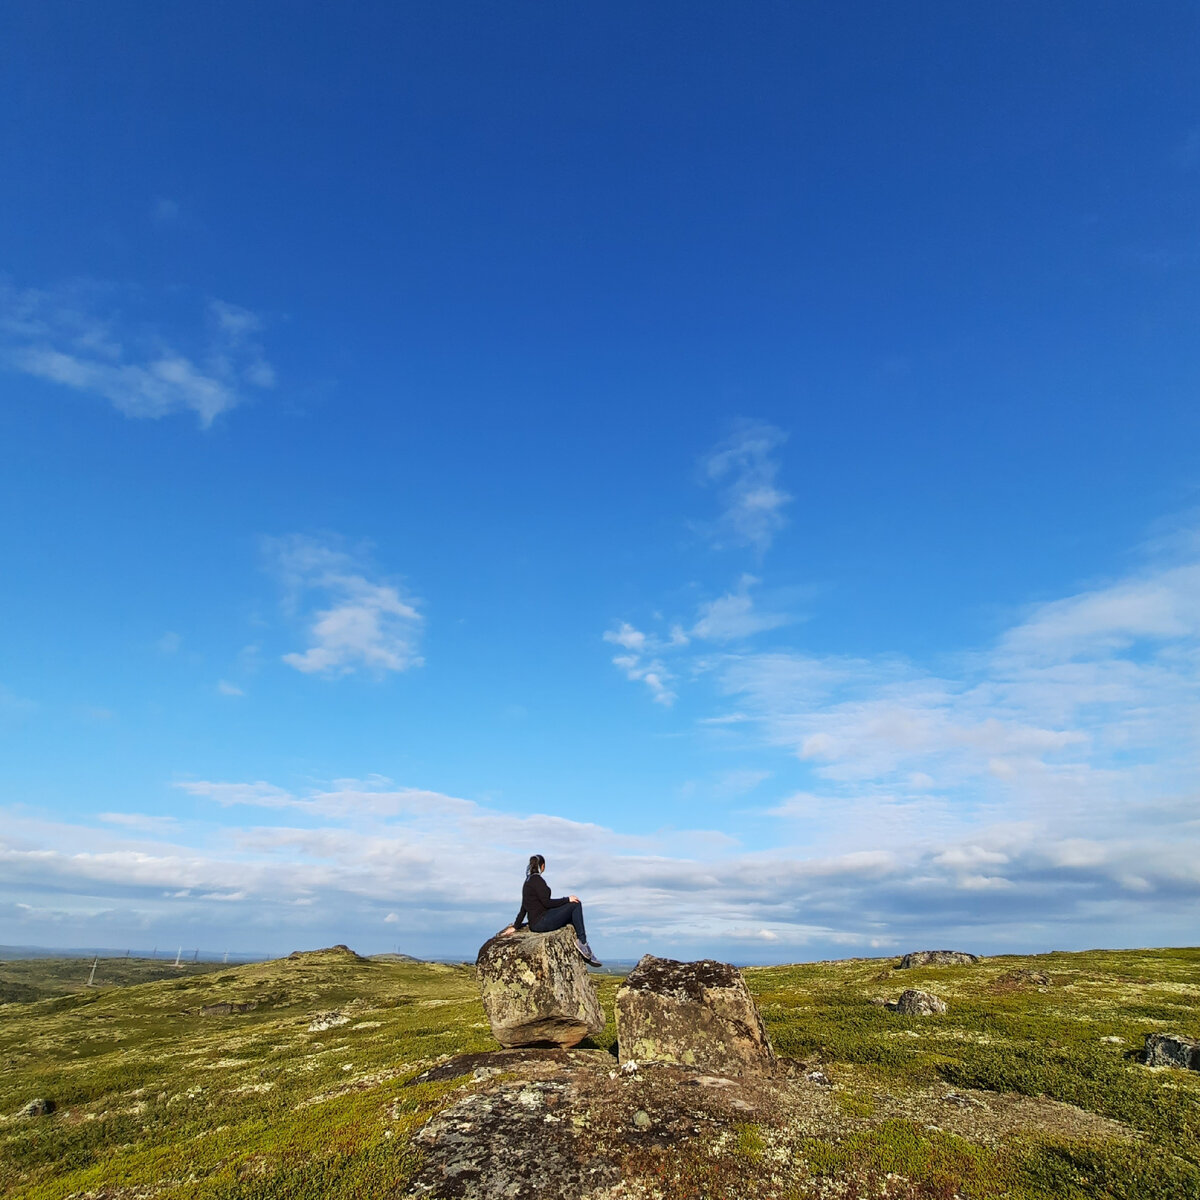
[530,900,587,942]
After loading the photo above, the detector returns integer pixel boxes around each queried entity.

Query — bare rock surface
[1144,1032,1200,1071]
[476,927,604,1049]
[891,988,948,1015]
[18,1098,55,1118]
[615,955,775,1075]
[402,1048,1131,1198]
[897,950,979,968]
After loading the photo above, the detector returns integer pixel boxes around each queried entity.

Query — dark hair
[526,854,545,877]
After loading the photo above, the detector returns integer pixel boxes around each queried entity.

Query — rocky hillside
[1,946,1198,1198]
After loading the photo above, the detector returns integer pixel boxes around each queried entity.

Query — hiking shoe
[577,940,602,967]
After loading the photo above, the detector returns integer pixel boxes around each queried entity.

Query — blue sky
[2,3,1198,962]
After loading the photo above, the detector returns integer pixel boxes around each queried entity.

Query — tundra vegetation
[0,946,1197,1198]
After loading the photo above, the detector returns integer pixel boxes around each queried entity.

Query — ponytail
[526,854,545,878]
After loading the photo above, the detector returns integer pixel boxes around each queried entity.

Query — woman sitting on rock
[501,854,602,966]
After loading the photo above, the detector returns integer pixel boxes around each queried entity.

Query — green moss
[735,1122,766,1160]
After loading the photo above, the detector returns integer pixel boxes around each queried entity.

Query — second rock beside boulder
[616,955,775,1076]
[476,927,604,1049]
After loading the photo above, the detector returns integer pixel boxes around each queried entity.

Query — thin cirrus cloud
[604,575,790,703]
[265,534,424,678]
[0,278,274,426]
[698,420,792,553]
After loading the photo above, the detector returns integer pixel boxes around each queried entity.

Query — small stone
[1101,1035,1124,1044]
[1144,1033,1200,1071]
[621,1060,639,1074]
[632,1109,651,1129]
[893,989,947,1015]
[805,1070,832,1086]
[19,1098,55,1118]
[308,1012,349,1032]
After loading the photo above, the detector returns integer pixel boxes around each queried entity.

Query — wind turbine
[86,958,98,987]
[173,946,183,968]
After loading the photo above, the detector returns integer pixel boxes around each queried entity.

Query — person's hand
[569,895,579,903]
[499,925,516,937]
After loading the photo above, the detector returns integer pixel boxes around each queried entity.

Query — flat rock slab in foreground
[898,950,979,968]
[476,926,604,1048]
[1144,1033,1200,1071]
[404,1048,1130,1199]
[615,955,775,1075]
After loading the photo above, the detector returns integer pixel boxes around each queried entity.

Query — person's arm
[533,875,570,909]
[513,905,528,930]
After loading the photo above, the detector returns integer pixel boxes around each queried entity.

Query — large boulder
[1144,1033,1200,1071]
[476,927,604,1049]
[615,955,774,1076]
[898,950,978,969]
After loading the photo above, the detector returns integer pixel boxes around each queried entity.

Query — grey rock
[200,1000,259,1016]
[19,1098,55,1118]
[898,950,978,969]
[615,955,775,1076]
[892,988,947,1015]
[1144,1033,1200,1071]
[632,1108,651,1129]
[476,927,604,1049]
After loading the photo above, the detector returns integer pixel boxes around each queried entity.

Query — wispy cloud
[698,420,791,553]
[0,279,274,426]
[265,535,424,678]
[604,576,793,702]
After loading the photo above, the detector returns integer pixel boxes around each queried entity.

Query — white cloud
[605,578,795,702]
[265,535,424,678]
[699,420,791,552]
[216,680,244,696]
[691,575,791,641]
[157,632,181,655]
[0,280,274,426]
[603,622,647,652]
[2,754,1199,959]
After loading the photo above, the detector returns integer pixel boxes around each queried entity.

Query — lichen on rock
[897,950,979,968]
[475,926,604,1049]
[615,955,775,1076]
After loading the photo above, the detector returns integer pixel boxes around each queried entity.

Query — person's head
[526,854,545,877]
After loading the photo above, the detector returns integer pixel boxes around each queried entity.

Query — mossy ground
[0,947,1196,1198]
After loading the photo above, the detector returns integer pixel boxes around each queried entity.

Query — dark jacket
[513,873,570,930]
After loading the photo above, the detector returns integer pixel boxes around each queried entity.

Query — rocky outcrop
[476,927,604,1049]
[18,1098,55,1118]
[892,988,947,1015]
[898,950,978,969]
[615,956,774,1076]
[200,1000,260,1016]
[1144,1033,1200,1071]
